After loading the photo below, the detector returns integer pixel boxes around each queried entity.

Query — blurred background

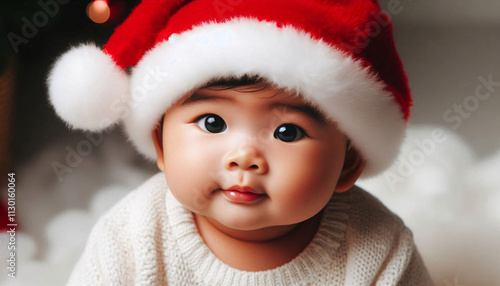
[0,0,499,285]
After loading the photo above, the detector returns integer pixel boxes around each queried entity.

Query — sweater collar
[166,190,350,285]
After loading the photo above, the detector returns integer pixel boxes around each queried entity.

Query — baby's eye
[195,114,227,133]
[274,124,306,142]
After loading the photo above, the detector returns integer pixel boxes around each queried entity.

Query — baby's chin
[210,215,275,231]
[206,215,305,240]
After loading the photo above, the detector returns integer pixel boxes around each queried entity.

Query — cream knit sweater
[68,173,433,285]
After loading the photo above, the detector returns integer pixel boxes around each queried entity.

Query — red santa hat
[48,0,411,177]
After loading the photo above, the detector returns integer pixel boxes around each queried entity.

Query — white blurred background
[365,1,500,284]
[1,0,499,285]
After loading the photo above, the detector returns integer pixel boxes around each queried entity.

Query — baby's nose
[223,145,268,174]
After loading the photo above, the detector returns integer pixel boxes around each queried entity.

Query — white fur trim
[48,44,129,131]
[127,19,405,177]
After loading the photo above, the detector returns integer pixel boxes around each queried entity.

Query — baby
[48,0,434,285]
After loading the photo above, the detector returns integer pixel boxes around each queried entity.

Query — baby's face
[156,84,348,231]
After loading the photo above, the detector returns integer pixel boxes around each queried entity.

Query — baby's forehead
[188,80,305,102]
[185,83,290,103]
[180,84,329,124]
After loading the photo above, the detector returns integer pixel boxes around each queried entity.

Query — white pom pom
[48,44,129,131]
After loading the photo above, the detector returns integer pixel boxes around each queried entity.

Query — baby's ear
[152,126,165,171]
[334,144,365,193]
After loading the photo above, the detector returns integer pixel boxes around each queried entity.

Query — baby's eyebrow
[181,92,328,124]
[271,102,328,124]
[181,92,233,106]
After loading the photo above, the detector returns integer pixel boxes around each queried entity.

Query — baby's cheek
[272,154,338,214]
[166,167,217,212]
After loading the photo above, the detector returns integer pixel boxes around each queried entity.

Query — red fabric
[103,0,411,121]
[103,0,194,69]
[359,12,412,121]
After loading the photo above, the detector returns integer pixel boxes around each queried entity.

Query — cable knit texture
[68,173,434,285]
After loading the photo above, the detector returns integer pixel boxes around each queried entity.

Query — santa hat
[48,0,411,177]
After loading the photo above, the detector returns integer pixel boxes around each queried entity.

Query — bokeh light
[86,0,110,24]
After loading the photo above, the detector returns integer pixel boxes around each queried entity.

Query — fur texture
[103,0,188,69]
[105,0,410,120]
[48,44,129,130]
[47,0,410,177]
[127,19,405,177]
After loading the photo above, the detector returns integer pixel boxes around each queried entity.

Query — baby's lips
[222,185,266,203]
[225,185,262,194]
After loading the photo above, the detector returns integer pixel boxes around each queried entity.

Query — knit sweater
[68,173,434,285]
